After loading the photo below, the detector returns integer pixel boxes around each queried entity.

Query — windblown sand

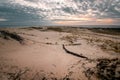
[0,27,119,80]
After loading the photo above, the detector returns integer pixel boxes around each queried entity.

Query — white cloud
[0,18,7,21]
[0,0,120,25]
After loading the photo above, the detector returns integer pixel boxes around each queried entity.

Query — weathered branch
[62,44,88,59]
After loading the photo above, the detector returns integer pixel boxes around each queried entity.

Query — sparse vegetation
[47,27,63,32]
[88,28,120,35]
[61,35,78,44]
[0,30,24,44]
[0,63,76,80]
[100,40,120,53]
[96,58,120,80]
[83,37,120,53]
[83,58,120,80]
[0,27,120,80]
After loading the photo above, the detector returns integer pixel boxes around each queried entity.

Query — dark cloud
[0,1,51,27]
[73,0,120,18]
[62,7,78,15]
[0,0,120,27]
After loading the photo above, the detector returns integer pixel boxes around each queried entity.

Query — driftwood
[62,44,88,59]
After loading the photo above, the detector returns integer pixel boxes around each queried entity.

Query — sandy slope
[0,27,119,80]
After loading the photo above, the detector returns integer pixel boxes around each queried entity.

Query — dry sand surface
[0,27,120,80]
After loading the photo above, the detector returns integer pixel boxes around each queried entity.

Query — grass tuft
[0,30,24,44]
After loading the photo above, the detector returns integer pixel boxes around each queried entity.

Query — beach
[0,27,120,80]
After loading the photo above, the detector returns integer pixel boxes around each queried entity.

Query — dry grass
[60,35,78,44]
[96,58,120,80]
[47,27,63,32]
[0,58,76,80]
[88,28,120,35]
[83,37,120,53]
[100,40,120,53]
[0,30,24,44]
[83,58,120,80]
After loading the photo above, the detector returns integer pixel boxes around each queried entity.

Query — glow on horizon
[54,17,116,25]
[0,0,120,26]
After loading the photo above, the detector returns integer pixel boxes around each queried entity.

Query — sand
[0,27,119,80]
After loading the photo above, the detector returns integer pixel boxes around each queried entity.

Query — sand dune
[0,27,120,80]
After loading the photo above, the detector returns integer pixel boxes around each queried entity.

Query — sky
[0,0,120,27]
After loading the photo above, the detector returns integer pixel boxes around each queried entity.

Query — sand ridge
[0,27,119,80]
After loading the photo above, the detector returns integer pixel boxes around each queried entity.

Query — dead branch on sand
[62,44,88,59]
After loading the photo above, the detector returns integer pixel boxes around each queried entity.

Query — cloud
[0,18,7,21]
[0,0,120,26]
[0,1,52,26]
